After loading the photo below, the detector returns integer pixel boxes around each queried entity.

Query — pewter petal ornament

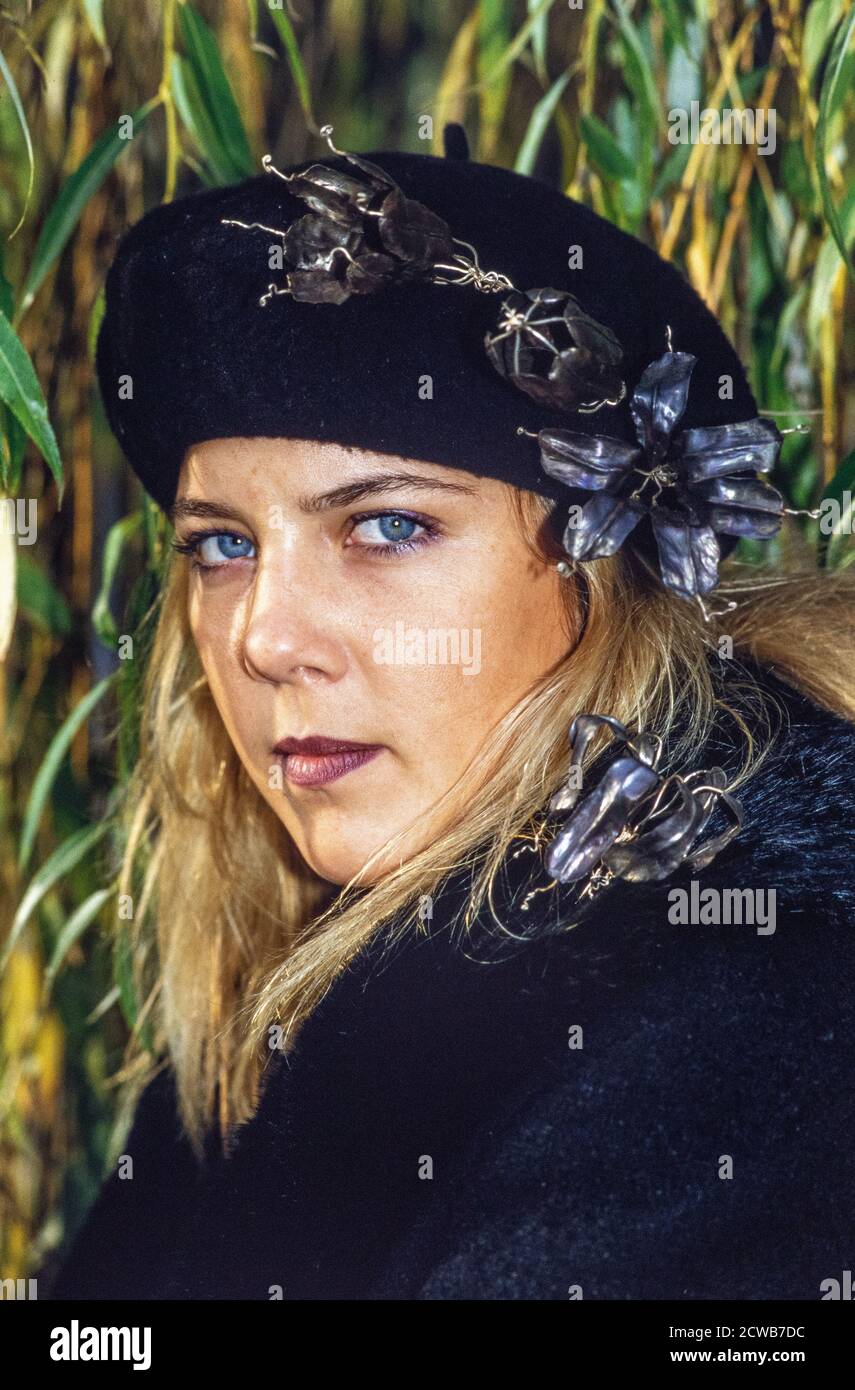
[279,154,457,302]
[282,162,391,222]
[485,288,625,412]
[676,417,783,482]
[544,718,743,892]
[650,508,721,598]
[538,428,641,492]
[603,780,708,881]
[562,491,646,561]
[629,350,696,459]
[545,754,661,883]
[376,186,457,270]
[691,476,784,538]
[535,344,786,597]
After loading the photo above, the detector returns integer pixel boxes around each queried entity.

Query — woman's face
[174,438,573,885]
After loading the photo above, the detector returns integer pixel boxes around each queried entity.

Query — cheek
[190,589,229,684]
[484,564,570,674]
[188,589,257,744]
[188,575,254,666]
[440,546,569,693]
[369,553,568,764]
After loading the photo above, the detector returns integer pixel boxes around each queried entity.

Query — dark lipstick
[272,735,384,788]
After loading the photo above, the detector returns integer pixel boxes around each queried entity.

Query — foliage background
[0,0,852,1281]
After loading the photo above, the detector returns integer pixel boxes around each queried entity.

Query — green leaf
[651,139,691,199]
[0,47,36,239]
[178,4,254,182]
[527,0,550,80]
[651,0,690,55]
[611,0,659,214]
[16,552,72,636]
[737,68,769,103]
[612,0,662,135]
[18,675,115,872]
[803,0,845,85]
[171,54,237,185]
[15,104,155,325]
[3,821,111,975]
[814,7,855,284]
[747,178,775,314]
[117,563,162,781]
[666,33,701,113]
[180,150,222,190]
[515,70,571,175]
[769,281,808,377]
[0,404,28,494]
[268,6,315,127]
[44,887,116,999]
[0,250,12,319]
[474,0,555,89]
[88,286,106,365]
[0,308,63,498]
[580,112,637,181]
[779,139,818,214]
[92,512,142,647]
[806,183,855,353]
[142,489,166,566]
[765,189,795,278]
[81,0,109,53]
[818,448,855,567]
[0,263,28,488]
[612,93,639,161]
[171,53,217,180]
[478,0,514,147]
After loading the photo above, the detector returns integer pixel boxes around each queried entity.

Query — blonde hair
[115,490,855,1153]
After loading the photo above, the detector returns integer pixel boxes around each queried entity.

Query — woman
[44,125,855,1300]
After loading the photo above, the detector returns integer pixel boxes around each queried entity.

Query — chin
[267,778,436,885]
[303,853,389,890]
[288,825,403,889]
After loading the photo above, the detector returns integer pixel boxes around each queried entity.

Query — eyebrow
[170,471,478,524]
[297,471,477,513]
[170,498,249,525]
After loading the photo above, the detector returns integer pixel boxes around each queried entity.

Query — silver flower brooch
[545,714,743,899]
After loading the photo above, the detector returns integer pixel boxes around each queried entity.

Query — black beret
[95,134,759,533]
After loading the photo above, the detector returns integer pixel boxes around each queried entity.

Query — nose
[239,541,347,686]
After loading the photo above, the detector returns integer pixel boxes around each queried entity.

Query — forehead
[173,438,487,517]
[179,436,357,478]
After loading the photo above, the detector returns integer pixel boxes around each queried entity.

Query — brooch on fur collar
[544,714,743,897]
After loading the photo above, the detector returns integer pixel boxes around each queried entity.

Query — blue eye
[349,512,438,556]
[201,533,254,563]
[172,530,256,569]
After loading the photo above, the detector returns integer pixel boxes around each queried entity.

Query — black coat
[45,668,855,1300]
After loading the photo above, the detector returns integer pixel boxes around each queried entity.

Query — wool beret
[95,127,764,581]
